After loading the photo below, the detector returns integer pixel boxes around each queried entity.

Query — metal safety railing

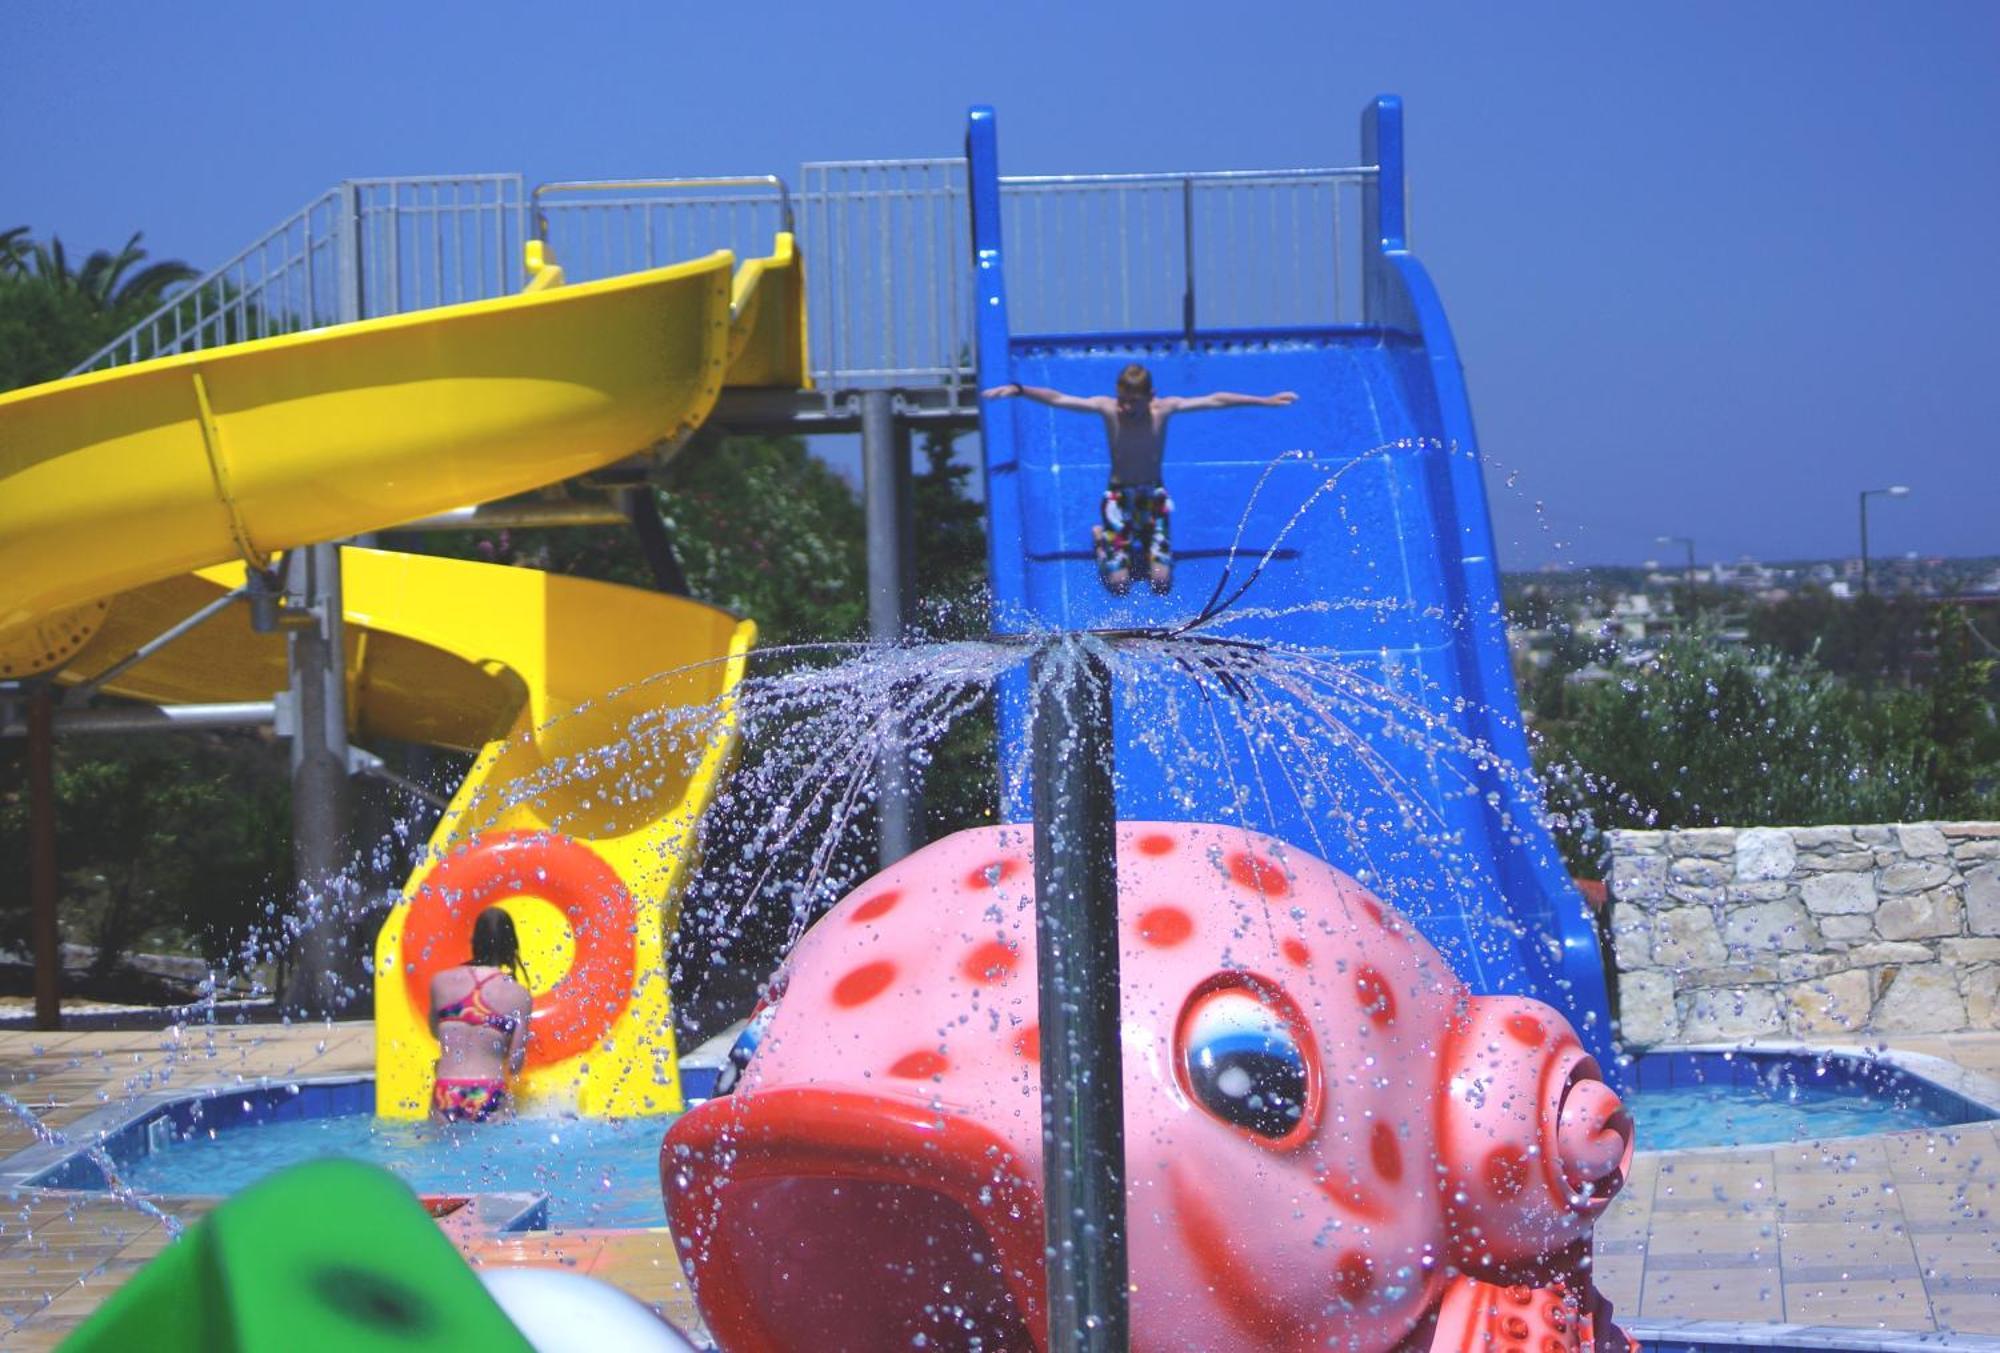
[800,158,973,401]
[351,176,525,317]
[529,176,795,286]
[68,175,524,375]
[69,158,1376,397]
[998,166,1374,337]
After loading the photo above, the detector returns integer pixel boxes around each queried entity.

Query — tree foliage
[1924,605,2000,815]
[0,734,292,976]
[1535,618,2000,877]
[0,227,196,390]
[658,435,868,646]
[1747,590,1932,686]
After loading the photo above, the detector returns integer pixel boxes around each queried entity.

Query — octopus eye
[1179,982,1313,1141]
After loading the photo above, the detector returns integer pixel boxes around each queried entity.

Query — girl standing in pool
[428,910,533,1122]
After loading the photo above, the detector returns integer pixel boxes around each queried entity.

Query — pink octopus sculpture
[664,823,1635,1352]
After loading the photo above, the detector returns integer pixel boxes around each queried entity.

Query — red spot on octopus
[1168,1164,1294,1350]
[1013,1025,1039,1060]
[888,1049,949,1079]
[1137,832,1177,856]
[1505,1013,1546,1046]
[848,889,902,923]
[832,960,896,1008]
[1354,966,1397,1026]
[961,939,1020,984]
[965,858,1024,890]
[1281,937,1311,967]
[1370,1121,1404,1182]
[1313,1169,1392,1223]
[1335,1251,1374,1306]
[1137,906,1194,947]
[1484,1145,1531,1200]
[1358,896,1386,928]
[1227,850,1291,897]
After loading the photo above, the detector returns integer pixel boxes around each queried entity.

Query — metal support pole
[2,702,278,738]
[1029,639,1129,1353]
[63,586,247,706]
[862,389,917,867]
[282,543,353,1019]
[621,486,691,596]
[26,689,61,1031]
[383,501,633,533]
[336,182,365,324]
[1857,486,1909,599]
[1859,492,1871,597]
[1181,177,1197,340]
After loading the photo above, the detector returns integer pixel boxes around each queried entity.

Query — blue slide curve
[968,98,1621,1083]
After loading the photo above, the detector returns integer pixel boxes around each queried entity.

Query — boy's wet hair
[1116,363,1153,402]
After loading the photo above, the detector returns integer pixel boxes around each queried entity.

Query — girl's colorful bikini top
[435,969,519,1034]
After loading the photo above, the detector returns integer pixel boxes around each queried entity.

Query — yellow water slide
[0,235,809,1116]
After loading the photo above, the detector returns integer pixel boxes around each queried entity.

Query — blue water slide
[967,98,1621,1082]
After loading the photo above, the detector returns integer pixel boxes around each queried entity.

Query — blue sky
[7,2,1996,568]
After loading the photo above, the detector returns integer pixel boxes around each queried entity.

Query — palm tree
[1,229,202,388]
[0,226,30,276]
[29,231,197,315]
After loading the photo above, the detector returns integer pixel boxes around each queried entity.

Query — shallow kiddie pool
[1623,1047,1996,1151]
[9,1049,1994,1230]
[124,1109,678,1229]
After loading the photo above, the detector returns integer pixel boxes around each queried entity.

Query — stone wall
[1608,823,2000,1044]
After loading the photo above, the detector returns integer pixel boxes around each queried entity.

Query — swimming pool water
[122,1113,680,1229]
[110,1066,1977,1228]
[1628,1079,1939,1151]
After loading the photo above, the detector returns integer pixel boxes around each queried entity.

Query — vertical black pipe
[27,688,61,1031]
[1029,639,1128,1352]
[621,485,691,596]
[862,389,917,866]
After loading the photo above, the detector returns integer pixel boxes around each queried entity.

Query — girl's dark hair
[471,909,526,982]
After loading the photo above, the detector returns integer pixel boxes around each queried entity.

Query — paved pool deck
[0,1022,1996,1348]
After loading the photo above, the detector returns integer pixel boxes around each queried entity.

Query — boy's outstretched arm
[1164,390,1300,412]
[982,381,1110,413]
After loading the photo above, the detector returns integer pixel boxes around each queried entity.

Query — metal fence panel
[354,176,525,318]
[69,159,1373,391]
[67,175,524,376]
[530,178,793,285]
[996,168,1372,338]
[801,159,972,401]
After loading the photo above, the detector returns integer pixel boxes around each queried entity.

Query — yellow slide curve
[0,234,808,1117]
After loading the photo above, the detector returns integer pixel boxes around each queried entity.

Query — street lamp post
[1656,535,1697,622]
[1859,486,1911,596]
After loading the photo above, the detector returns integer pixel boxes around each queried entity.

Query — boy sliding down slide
[984,364,1297,595]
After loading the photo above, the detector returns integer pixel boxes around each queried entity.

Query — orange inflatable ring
[401,832,636,1068]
